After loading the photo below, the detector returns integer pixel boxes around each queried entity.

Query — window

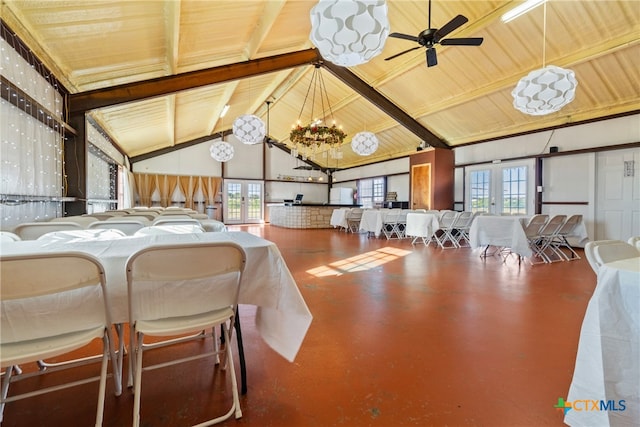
[470,170,490,213]
[357,177,385,209]
[502,166,527,215]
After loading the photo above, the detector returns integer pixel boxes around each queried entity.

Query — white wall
[133,137,223,176]
[454,114,639,165]
[333,157,408,182]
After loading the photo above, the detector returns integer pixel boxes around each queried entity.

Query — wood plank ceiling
[2,0,639,170]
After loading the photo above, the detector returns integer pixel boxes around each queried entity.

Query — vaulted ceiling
[2,0,638,169]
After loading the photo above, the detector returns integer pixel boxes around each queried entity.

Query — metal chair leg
[220,309,247,395]
[234,313,247,395]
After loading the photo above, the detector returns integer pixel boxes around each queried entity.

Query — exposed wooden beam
[321,61,448,149]
[69,48,322,113]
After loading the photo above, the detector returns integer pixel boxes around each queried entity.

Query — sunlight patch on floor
[307,246,412,277]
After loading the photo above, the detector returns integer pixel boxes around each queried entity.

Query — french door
[466,160,534,215]
[223,180,264,224]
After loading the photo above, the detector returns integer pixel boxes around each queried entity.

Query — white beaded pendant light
[232,114,266,145]
[309,0,390,67]
[209,140,234,162]
[351,131,379,156]
[511,1,577,116]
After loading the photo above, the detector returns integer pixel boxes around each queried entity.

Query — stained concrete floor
[1,225,595,426]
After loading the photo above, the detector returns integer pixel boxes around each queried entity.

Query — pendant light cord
[542,1,547,68]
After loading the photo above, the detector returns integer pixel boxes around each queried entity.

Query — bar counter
[268,203,356,229]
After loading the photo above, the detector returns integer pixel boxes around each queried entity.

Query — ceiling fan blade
[433,14,468,42]
[384,46,421,61]
[440,37,484,46]
[426,47,438,67]
[389,32,419,42]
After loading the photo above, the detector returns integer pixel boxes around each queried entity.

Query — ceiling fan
[385,0,483,67]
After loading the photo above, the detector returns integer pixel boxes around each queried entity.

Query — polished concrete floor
[2,225,596,427]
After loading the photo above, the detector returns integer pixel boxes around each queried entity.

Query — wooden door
[411,163,431,210]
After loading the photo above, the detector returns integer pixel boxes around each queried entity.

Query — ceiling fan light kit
[385,0,483,67]
[512,65,577,116]
[232,114,266,145]
[310,0,390,67]
[351,131,379,156]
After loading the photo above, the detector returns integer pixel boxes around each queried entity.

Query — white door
[595,148,640,240]
[466,160,535,215]
[223,180,264,224]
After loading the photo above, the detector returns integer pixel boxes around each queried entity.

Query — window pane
[470,170,490,213]
[502,166,527,215]
[357,177,386,209]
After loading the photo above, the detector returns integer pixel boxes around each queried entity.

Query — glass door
[466,160,534,215]
[223,180,264,224]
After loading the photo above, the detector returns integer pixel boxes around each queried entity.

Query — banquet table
[565,257,640,426]
[405,213,440,245]
[469,215,590,259]
[468,215,533,257]
[0,231,312,362]
[330,208,351,230]
[358,209,389,237]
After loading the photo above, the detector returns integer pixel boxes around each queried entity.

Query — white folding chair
[134,224,205,236]
[382,209,402,239]
[50,215,99,228]
[113,214,155,222]
[451,211,475,247]
[0,252,122,425]
[434,211,459,249]
[346,208,363,233]
[594,241,639,266]
[12,222,84,240]
[126,242,245,426]
[532,214,567,263]
[36,229,127,242]
[628,236,640,251]
[88,219,146,235]
[152,217,201,226]
[549,214,583,260]
[583,240,636,274]
[396,210,410,239]
[522,215,549,263]
[0,231,21,242]
[201,220,228,232]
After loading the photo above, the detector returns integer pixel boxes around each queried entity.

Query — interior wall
[133,138,223,176]
[454,114,639,165]
[542,153,595,243]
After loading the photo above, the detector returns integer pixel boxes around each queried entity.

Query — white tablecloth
[330,208,351,229]
[0,231,312,362]
[468,215,532,257]
[359,209,388,237]
[405,213,440,243]
[565,257,640,426]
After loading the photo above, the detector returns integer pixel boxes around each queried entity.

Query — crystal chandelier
[289,64,346,161]
[309,0,390,67]
[511,1,577,116]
